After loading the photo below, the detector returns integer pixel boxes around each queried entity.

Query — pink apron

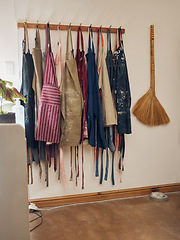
[36,23,60,143]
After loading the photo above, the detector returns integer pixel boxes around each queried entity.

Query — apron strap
[54,144,57,172]
[45,146,49,187]
[100,148,104,184]
[74,146,77,186]
[111,152,115,185]
[95,147,99,177]
[35,25,41,48]
[46,23,52,53]
[117,28,120,49]
[104,128,109,181]
[60,147,68,188]
[56,26,63,88]
[117,27,124,50]
[97,27,104,49]
[66,26,74,59]
[23,22,30,53]
[107,29,112,52]
[88,26,95,52]
[119,134,125,183]
[119,27,124,50]
[70,146,73,180]
[77,26,84,52]
[47,145,51,168]
[97,27,104,62]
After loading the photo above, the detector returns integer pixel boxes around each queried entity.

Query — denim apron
[114,28,131,135]
[96,28,117,184]
[86,27,106,150]
[105,29,117,185]
[114,28,132,179]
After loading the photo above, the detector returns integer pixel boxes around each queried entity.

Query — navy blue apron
[114,28,131,134]
[20,24,40,166]
[114,28,131,175]
[86,27,106,150]
[105,29,117,185]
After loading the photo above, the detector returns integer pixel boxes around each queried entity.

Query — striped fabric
[36,23,60,143]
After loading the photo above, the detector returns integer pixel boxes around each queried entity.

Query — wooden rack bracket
[17,22,125,34]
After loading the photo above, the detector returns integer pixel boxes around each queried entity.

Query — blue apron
[86,27,106,150]
[105,29,116,185]
[114,28,132,135]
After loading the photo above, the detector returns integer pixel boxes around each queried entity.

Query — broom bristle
[133,89,170,126]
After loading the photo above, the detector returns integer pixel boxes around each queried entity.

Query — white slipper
[149,192,168,202]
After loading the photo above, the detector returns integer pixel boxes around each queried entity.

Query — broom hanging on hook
[133,25,170,126]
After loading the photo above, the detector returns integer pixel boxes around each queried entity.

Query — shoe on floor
[149,192,168,202]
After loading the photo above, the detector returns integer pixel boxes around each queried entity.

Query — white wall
[1,0,180,199]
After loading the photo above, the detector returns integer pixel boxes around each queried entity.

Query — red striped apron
[36,23,60,143]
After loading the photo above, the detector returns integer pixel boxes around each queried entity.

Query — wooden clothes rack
[17,22,125,34]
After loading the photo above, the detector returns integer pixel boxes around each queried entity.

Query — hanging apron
[114,28,132,181]
[20,23,35,148]
[32,26,43,132]
[54,26,68,188]
[96,28,117,184]
[36,23,61,143]
[97,28,117,127]
[86,27,106,149]
[105,29,117,185]
[75,26,88,189]
[75,26,88,142]
[32,26,44,179]
[20,23,39,184]
[114,28,131,134]
[60,26,83,147]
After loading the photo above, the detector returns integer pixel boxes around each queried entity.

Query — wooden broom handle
[150,25,155,91]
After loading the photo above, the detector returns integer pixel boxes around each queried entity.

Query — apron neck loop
[35,27,41,49]
[23,22,30,53]
[77,26,84,52]
[88,26,94,52]
[46,23,52,52]
[117,27,124,50]
[97,27,104,51]
[107,29,111,52]
[66,26,74,58]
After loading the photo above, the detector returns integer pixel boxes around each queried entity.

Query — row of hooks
[18,21,124,34]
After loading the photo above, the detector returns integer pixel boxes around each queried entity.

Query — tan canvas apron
[97,28,117,127]
[32,27,43,131]
[60,26,83,147]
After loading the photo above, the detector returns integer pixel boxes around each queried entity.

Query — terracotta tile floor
[29,192,180,240]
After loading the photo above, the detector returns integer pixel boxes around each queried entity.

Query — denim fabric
[86,27,106,149]
[111,152,115,185]
[100,148,104,184]
[114,29,132,134]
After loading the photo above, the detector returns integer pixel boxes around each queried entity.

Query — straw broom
[133,25,170,126]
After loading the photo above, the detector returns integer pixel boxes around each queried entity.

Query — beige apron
[32,27,43,131]
[98,30,117,127]
[60,26,83,147]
